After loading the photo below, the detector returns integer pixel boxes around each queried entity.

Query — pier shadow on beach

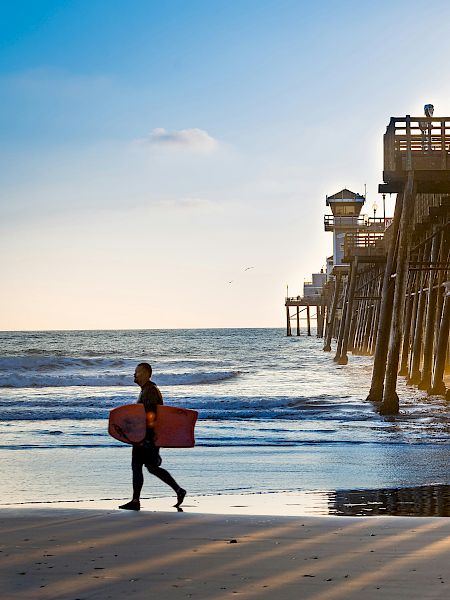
[329,484,450,517]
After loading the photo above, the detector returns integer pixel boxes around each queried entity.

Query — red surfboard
[108,404,198,447]
[154,405,198,448]
[108,404,146,445]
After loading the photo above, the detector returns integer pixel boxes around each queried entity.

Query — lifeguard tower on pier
[324,188,367,267]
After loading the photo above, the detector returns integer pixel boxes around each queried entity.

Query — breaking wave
[0,369,240,390]
[0,393,371,423]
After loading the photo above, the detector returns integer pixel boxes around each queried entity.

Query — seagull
[244,266,255,271]
[228,280,234,284]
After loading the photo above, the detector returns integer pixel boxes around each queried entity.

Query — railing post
[441,120,447,169]
[384,117,396,172]
[406,115,412,171]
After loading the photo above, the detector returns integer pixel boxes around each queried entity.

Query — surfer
[119,362,186,511]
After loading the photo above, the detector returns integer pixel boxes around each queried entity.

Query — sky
[1,0,450,330]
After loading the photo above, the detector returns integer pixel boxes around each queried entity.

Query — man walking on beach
[119,362,186,511]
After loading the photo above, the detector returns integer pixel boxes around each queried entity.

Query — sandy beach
[3,495,450,600]
[1,334,449,599]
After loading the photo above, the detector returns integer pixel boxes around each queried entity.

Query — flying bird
[227,266,255,284]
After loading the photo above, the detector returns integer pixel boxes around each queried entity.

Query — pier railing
[384,116,450,181]
[324,215,367,231]
[324,215,388,232]
[343,232,385,262]
[366,217,391,231]
[285,295,324,306]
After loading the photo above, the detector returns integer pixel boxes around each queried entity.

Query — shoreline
[1,491,330,518]
[3,503,450,599]
[3,483,450,518]
[4,443,450,509]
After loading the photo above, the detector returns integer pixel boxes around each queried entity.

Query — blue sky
[1,0,450,329]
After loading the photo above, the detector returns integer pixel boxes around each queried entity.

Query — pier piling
[429,282,450,395]
[380,173,416,415]
[366,191,403,402]
[336,257,359,365]
[323,273,342,351]
[419,228,441,389]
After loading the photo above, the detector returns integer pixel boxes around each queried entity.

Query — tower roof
[326,188,366,206]
[327,188,365,202]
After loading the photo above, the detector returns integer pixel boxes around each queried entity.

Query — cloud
[139,127,219,153]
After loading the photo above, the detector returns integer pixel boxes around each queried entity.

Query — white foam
[0,368,240,389]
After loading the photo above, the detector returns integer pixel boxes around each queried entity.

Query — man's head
[424,104,434,117]
[134,362,152,387]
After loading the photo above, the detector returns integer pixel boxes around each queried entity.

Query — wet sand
[5,483,450,517]
[3,495,450,599]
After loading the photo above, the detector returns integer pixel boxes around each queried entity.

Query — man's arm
[140,383,163,413]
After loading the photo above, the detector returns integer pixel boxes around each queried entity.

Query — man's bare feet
[174,488,186,508]
[119,499,140,511]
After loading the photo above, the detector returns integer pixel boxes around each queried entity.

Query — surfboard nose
[108,404,147,444]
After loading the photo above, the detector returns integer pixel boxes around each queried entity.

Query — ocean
[1,328,450,510]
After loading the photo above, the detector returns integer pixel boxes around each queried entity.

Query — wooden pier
[323,116,450,413]
[285,296,326,337]
[288,115,450,412]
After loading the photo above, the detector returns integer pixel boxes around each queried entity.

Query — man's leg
[119,446,144,510]
[145,447,186,507]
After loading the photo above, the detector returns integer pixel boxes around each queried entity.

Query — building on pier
[325,188,367,266]
[304,271,327,299]
[285,271,327,337]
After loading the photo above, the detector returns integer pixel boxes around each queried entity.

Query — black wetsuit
[131,380,180,499]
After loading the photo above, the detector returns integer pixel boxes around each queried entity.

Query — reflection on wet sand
[7,485,450,517]
[329,484,450,517]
